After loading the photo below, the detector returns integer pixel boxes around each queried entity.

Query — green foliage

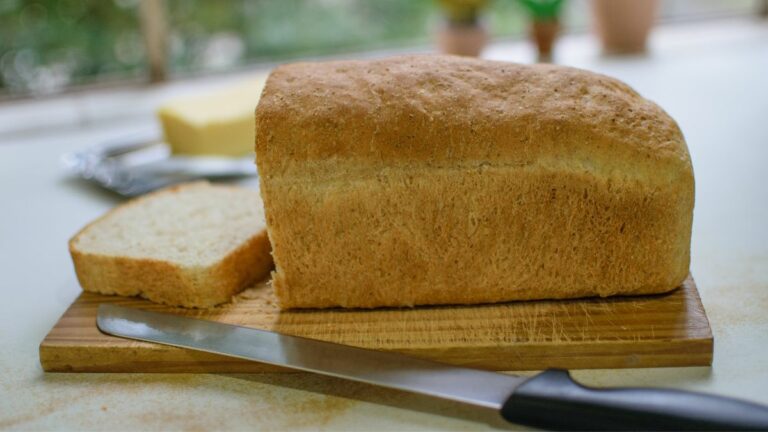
[517,0,564,20]
[166,0,438,70]
[0,0,529,95]
[1,0,143,94]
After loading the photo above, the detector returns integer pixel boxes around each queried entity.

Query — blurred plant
[436,0,489,24]
[517,0,564,21]
[517,0,565,62]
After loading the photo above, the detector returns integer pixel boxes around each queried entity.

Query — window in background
[0,0,760,98]
[1,0,146,97]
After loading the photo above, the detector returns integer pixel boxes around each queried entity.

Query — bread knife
[97,304,768,431]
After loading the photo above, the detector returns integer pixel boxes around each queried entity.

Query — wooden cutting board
[40,275,712,373]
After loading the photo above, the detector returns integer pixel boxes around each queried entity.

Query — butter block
[157,77,267,156]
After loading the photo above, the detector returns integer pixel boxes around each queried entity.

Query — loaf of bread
[69,182,272,308]
[255,55,694,309]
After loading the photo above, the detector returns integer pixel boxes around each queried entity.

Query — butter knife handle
[500,369,768,431]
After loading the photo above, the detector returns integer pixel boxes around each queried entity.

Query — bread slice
[255,55,694,309]
[69,181,272,308]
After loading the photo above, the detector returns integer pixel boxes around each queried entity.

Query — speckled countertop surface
[1,19,766,431]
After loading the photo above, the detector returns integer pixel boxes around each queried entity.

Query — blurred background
[0,0,763,99]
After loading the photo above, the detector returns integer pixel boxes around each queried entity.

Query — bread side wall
[265,163,693,309]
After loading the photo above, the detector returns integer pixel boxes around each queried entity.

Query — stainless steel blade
[97,304,527,410]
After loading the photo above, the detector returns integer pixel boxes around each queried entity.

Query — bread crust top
[256,55,691,183]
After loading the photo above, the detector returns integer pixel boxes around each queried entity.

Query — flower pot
[437,21,488,57]
[592,0,658,54]
[531,19,560,62]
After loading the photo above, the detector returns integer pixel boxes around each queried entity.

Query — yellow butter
[157,76,267,156]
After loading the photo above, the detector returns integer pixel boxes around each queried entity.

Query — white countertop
[1,18,767,431]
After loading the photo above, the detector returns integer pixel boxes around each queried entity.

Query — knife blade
[96,304,768,431]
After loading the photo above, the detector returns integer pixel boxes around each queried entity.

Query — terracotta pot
[437,21,488,57]
[531,19,560,63]
[592,0,658,54]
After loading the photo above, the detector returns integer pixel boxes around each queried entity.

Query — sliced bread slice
[69,181,272,308]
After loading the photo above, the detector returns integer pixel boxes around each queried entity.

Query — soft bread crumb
[69,181,273,308]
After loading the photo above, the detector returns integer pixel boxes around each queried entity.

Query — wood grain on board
[40,275,712,373]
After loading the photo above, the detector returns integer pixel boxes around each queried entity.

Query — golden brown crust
[69,182,273,308]
[256,55,690,178]
[255,55,694,309]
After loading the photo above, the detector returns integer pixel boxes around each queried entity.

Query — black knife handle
[500,369,768,431]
